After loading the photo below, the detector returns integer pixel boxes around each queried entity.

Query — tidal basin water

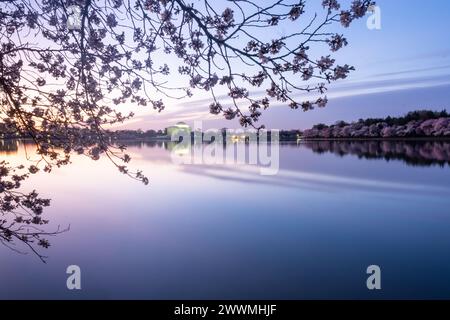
[1,139,450,299]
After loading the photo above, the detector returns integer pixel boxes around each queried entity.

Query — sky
[115,0,450,131]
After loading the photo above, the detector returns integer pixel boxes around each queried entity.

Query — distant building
[166,122,191,139]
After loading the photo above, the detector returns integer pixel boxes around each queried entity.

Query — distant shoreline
[298,137,450,142]
[3,110,450,143]
[4,136,450,142]
[112,137,450,143]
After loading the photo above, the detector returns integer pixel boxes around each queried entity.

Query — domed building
[166,122,191,139]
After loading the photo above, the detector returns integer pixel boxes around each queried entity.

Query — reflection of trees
[303,140,450,167]
[0,139,19,154]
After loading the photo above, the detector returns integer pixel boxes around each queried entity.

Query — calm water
[1,139,450,299]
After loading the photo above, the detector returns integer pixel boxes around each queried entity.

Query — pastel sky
[115,0,450,131]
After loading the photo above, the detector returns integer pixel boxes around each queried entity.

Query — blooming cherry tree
[0,0,374,260]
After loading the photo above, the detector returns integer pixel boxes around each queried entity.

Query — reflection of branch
[0,160,68,263]
[0,224,69,263]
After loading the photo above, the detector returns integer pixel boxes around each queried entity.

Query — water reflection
[2,139,450,299]
[117,139,450,195]
[2,138,450,263]
[301,140,450,167]
[0,139,19,154]
[120,138,450,167]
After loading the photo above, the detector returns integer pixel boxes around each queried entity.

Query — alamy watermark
[64,264,382,292]
[366,265,382,290]
[66,5,82,31]
[367,5,382,30]
[169,121,280,176]
[66,265,82,290]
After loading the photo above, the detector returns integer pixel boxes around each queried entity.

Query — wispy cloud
[114,61,450,130]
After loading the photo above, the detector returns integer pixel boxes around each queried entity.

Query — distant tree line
[312,110,449,130]
[304,109,450,139]
[3,110,448,142]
